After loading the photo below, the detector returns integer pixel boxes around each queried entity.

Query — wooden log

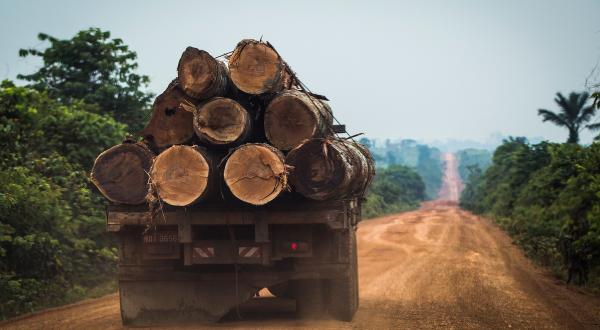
[193,97,252,147]
[228,39,293,95]
[91,142,154,205]
[286,139,375,201]
[264,90,333,151]
[149,145,217,206]
[140,79,195,150]
[177,47,228,99]
[223,143,287,205]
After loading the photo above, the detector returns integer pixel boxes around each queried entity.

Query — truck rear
[107,197,360,326]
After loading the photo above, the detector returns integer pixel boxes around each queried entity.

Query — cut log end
[224,144,287,205]
[265,90,333,151]
[150,145,212,206]
[91,143,154,205]
[286,139,375,201]
[229,40,286,94]
[177,47,227,99]
[140,80,195,150]
[194,98,250,146]
[265,94,318,150]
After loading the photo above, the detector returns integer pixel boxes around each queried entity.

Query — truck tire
[268,282,294,298]
[293,279,326,318]
[327,228,359,321]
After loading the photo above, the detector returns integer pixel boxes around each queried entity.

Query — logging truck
[107,196,361,326]
[91,39,374,326]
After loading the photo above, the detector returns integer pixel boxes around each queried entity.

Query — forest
[455,148,492,181]
[362,165,426,219]
[460,92,600,289]
[361,138,444,199]
[0,29,150,319]
[358,137,447,219]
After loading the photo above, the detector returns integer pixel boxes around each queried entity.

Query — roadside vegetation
[362,165,426,219]
[455,148,492,182]
[460,91,600,289]
[360,137,439,219]
[360,138,443,199]
[0,28,151,319]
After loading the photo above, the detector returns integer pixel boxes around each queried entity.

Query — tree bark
[177,47,228,100]
[264,90,333,151]
[286,139,375,201]
[90,142,154,205]
[140,79,195,150]
[228,39,294,95]
[223,143,287,205]
[149,145,218,206]
[193,97,252,148]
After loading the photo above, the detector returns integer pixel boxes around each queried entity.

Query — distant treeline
[362,165,426,219]
[460,138,600,288]
[360,138,444,199]
[455,148,492,181]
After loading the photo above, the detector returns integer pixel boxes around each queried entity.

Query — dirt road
[3,154,600,329]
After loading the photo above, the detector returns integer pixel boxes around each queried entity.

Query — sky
[1,0,599,144]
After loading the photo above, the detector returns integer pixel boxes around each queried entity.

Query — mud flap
[119,280,256,326]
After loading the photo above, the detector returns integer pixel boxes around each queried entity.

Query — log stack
[90,39,374,207]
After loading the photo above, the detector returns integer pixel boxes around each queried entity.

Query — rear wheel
[293,279,326,318]
[327,228,359,321]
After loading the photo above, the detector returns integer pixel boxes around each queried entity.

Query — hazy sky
[1,0,599,143]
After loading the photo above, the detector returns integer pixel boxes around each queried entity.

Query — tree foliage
[0,82,125,319]
[17,28,152,132]
[455,148,492,182]
[460,138,600,287]
[363,165,426,219]
[362,138,443,199]
[537,92,595,144]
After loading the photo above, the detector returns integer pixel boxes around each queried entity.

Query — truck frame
[107,197,360,326]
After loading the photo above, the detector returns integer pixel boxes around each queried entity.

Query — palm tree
[589,92,600,141]
[588,122,600,141]
[538,92,595,144]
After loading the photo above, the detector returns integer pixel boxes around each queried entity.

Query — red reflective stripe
[249,247,261,257]
[238,246,261,258]
[193,247,214,258]
[203,247,214,257]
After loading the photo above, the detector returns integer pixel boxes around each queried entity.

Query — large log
[91,142,154,205]
[193,97,252,147]
[286,139,375,201]
[228,39,294,95]
[140,80,195,150]
[223,143,287,205]
[177,47,228,99]
[264,90,333,151]
[149,145,217,206]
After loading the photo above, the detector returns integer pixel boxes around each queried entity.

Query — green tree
[456,148,492,182]
[0,80,125,169]
[0,82,124,319]
[588,114,600,141]
[17,28,152,132]
[460,139,600,287]
[537,92,595,144]
[363,165,426,218]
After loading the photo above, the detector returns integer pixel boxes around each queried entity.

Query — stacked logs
[90,39,374,207]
